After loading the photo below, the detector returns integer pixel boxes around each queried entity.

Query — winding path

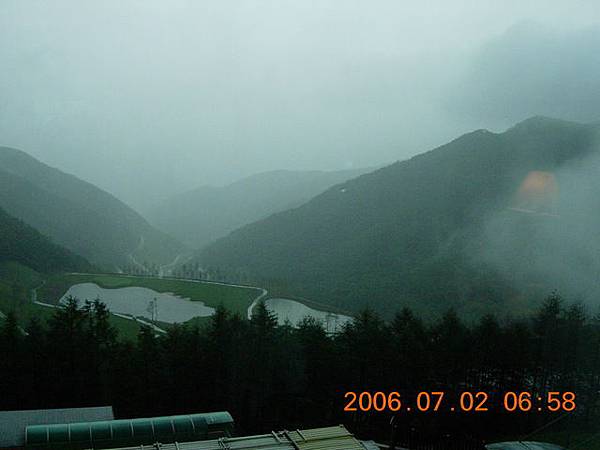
[246,288,269,319]
[127,236,149,273]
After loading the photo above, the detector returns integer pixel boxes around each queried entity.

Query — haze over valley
[147,167,370,249]
[3,115,600,320]
[3,1,600,210]
[3,2,600,447]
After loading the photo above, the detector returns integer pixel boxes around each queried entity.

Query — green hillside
[0,265,142,341]
[0,207,90,274]
[0,207,143,338]
[200,117,600,318]
[0,146,185,269]
[147,168,370,249]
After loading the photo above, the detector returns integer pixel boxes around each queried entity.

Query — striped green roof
[25,411,233,449]
[0,406,114,449]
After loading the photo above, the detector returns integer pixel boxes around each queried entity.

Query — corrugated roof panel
[289,426,350,440]
[176,435,294,450]
[98,435,295,450]
[226,435,294,450]
[287,425,365,450]
[80,425,364,450]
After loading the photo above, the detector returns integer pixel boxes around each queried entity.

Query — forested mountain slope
[0,147,184,269]
[0,206,90,273]
[147,168,369,249]
[201,117,600,317]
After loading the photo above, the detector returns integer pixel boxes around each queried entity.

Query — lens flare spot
[511,171,558,216]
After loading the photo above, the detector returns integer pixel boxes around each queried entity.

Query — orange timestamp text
[343,391,576,413]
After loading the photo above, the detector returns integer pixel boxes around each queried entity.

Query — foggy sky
[1,1,600,211]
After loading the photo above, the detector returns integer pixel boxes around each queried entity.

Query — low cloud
[477,143,600,308]
[449,22,600,127]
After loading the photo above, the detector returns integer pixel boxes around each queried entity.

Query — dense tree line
[1,293,599,447]
[121,261,218,282]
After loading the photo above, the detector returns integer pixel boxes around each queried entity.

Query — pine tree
[0,311,23,409]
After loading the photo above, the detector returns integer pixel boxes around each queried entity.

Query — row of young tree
[0,293,599,446]
[121,262,235,283]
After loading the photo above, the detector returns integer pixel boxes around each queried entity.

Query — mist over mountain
[3,3,600,209]
[3,2,600,445]
[0,147,185,269]
[200,117,600,318]
[0,206,90,274]
[147,168,369,249]
[449,22,600,126]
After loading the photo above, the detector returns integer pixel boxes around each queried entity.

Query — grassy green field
[0,294,141,341]
[0,261,54,326]
[0,270,262,341]
[107,314,143,341]
[0,261,43,289]
[4,270,265,341]
[41,273,262,317]
[0,263,142,340]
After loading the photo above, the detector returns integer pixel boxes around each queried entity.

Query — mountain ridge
[0,206,91,274]
[147,167,371,249]
[199,116,600,318]
[0,146,185,269]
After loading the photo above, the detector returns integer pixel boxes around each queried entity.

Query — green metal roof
[25,411,233,449]
[0,406,114,449]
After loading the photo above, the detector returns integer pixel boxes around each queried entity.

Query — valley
[4,117,600,333]
[0,147,185,270]
[1,116,599,450]
[4,272,352,336]
[3,6,600,448]
[146,168,371,249]
[199,117,600,319]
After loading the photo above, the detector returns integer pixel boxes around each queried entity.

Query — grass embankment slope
[41,273,262,318]
[0,261,53,324]
[0,146,186,269]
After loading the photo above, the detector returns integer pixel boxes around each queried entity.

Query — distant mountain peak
[508,115,581,132]
[0,146,185,269]
[199,117,600,319]
[147,167,372,249]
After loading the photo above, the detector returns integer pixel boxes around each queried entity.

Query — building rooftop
[0,406,114,449]
[25,411,234,449]
[87,425,369,450]
[485,442,565,450]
